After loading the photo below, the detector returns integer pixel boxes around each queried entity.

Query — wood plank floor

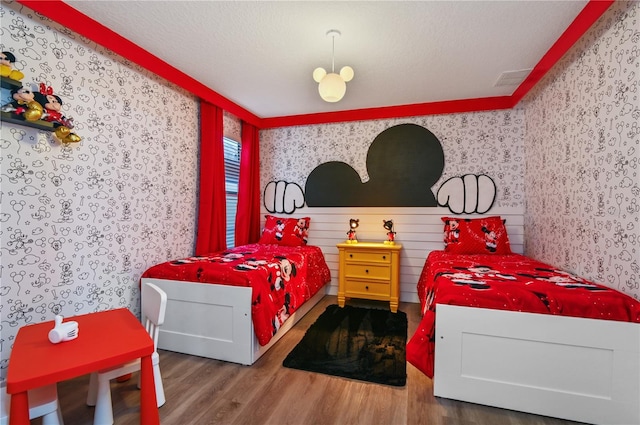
[51,296,583,425]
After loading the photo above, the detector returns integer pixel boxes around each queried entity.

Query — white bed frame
[434,304,640,425]
[141,277,327,365]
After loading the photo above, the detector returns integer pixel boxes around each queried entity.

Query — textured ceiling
[64,0,590,119]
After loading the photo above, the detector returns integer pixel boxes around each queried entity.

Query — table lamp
[346,218,359,243]
[383,219,396,245]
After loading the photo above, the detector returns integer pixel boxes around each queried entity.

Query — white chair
[86,282,167,425]
[1,382,64,425]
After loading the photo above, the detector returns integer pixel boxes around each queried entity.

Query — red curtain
[234,121,261,245]
[195,100,226,255]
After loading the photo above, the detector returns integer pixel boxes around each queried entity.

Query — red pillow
[442,216,512,255]
[258,215,310,246]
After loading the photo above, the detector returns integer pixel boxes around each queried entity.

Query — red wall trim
[17,0,262,127]
[18,0,613,130]
[260,96,514,129]
[510,0,615,104]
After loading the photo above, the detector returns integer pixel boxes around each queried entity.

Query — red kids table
[6,308,159,425]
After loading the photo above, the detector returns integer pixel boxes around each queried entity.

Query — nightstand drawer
[344,263,390,280]
[344,280,390,297]
[345,250,391,264]
[337,242,402,313]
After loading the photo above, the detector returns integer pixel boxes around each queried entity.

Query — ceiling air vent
[494,69,532,87]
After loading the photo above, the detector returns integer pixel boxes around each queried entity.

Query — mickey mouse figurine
[383,219,396,244]
[347,218,359,243]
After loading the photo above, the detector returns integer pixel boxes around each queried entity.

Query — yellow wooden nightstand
[336,242,402,313]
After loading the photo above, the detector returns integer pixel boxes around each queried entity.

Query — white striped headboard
[260,206,524,304]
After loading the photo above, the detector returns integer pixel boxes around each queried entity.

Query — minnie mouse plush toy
[35,83,81,144]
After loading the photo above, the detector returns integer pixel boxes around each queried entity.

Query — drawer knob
[365,269,369,273]
[365,286,369,290]
[349,254,353,258]
[382,255,386,260]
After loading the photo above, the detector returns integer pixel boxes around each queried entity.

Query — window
[223,137,241,248]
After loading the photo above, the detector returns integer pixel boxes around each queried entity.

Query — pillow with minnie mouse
[258,215,311,246]
[442,216,512,255]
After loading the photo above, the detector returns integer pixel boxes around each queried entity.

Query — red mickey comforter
[406,250,640,378]
[141,243,331,346]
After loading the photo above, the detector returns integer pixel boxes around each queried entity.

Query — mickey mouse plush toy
[34,83,81,144]
[34,83,74,128]
[0,51,25,80]
[1,85,43,121]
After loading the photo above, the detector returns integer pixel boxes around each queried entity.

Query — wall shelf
[1,111,56,131]
[1,78,57,132]
[1,76,22,90]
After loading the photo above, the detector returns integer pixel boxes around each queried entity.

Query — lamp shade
[340,66,354,82]
[313,67,327,83]
[318,73,346,103]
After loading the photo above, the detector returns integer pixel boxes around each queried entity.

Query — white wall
[0,2,200,377]
[522,0,639,300]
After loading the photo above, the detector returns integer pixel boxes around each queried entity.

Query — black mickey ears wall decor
[262,124,499,215]
[305,123,445,207]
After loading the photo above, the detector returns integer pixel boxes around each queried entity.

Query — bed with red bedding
[406,216,640,425]
[141,215,332,365]
[142,243,330,346]
[407,250,640,379]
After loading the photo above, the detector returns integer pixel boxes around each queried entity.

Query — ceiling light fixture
[313,29,354,103]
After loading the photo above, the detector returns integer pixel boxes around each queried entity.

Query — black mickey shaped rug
[283,304,407,387]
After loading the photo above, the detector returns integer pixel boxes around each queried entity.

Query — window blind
[224,137,241,248]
